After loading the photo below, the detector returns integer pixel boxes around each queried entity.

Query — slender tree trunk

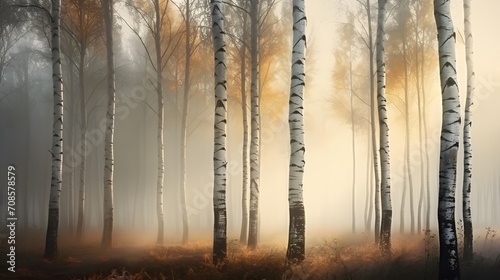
[76,48,86,239]
[101,0,115,249]
[180,0,191,244]
[210,0,228,264]
[366,0,381,244]
[421,37,431,233]
[415,7,425,235]
[434,0,461,278]
[44,0,64,260]
[67,61,76,236]
[364,133,370,232]
[376,0,392,254]
[154,0,165,245]
[286,0,307,263]
[400,144,407,234]
[402,26,415,235]
[248,0,260,250]
[239,2,249,244]
[349,57,356,234]
[462,0,475,262]
[367,127,374,232]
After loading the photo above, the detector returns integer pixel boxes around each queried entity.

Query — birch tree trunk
[364,135,370,232]
[247,0,260,250]
[76,48,86,239]
[400,144,407,234]
[365,129,374,232]
[402,23,415,235]
[421,40,431,233]
[239,0,249,244]
[44,0,64,260]
[349,57,356,234]
[180,0,191,244]
[210,0,228,264]
[376,0,392,254]
[365,0,381,244]
[434,0,461,278]
[414,2,425,235]
[286,0,307,263]
[101,0,115,249]
[462,0,475,262]
[154,0,165,245]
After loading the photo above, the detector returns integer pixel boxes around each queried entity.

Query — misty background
[0,0,499,247]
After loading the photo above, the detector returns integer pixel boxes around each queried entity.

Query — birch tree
[152,0,166,245]
[0,1,24,89]
[376,0,392,254]
[361,0,381,243]
[61,0,103,240]
[240,8,250,245]
[247,0,260,250]
[101,0,115,249]
[123,0,184,245]
[434,0,461,278]
[44,0,64,260]
[332,14,366,234]
[210,0,228,264]
[462,0,475,263]
[286,0,306,263]
[234,0,250,245]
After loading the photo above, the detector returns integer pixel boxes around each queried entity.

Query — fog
[1,0,500,252]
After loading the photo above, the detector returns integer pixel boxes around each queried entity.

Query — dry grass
[2,234,500,279]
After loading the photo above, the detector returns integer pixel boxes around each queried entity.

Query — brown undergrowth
[1,232,500,279]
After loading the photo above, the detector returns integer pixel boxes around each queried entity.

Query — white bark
[154,0,165,245]
[76,49,86,239]
[421,39,431,232]
[286,0,306,262]
[376,0,392,253]
[44,0,64,260]
[239,1,249,244]
[210,0,227,263]
[180,0,191,244]
[415,3,425,235]
[101,0,115,249]
[462,0,474,262]
[434,0,461,278]
[365,0,381,244]
[248,0,260,250]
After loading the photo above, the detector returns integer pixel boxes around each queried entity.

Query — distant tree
[123,0,184,245]
[398,0,415,235]
[376,0,392,254]
[224,0,288,246]
[61,0,103,240]
[462,0,475,263]
[286,0,306,263]
[224,0,251,245]
[44,0,64,260]
[434,0,461,278]
[238,0,250,245]
[247,0,260,250]
[0,0,25,90]
[210,0,228,264]
[332,13,368,234]
[100,0,115,249]
[358,0,381,243]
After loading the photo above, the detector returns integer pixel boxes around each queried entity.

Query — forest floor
[1,230,500,279]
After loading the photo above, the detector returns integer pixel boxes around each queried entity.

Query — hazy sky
[259,0,500,238]
[305,0,500,100]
